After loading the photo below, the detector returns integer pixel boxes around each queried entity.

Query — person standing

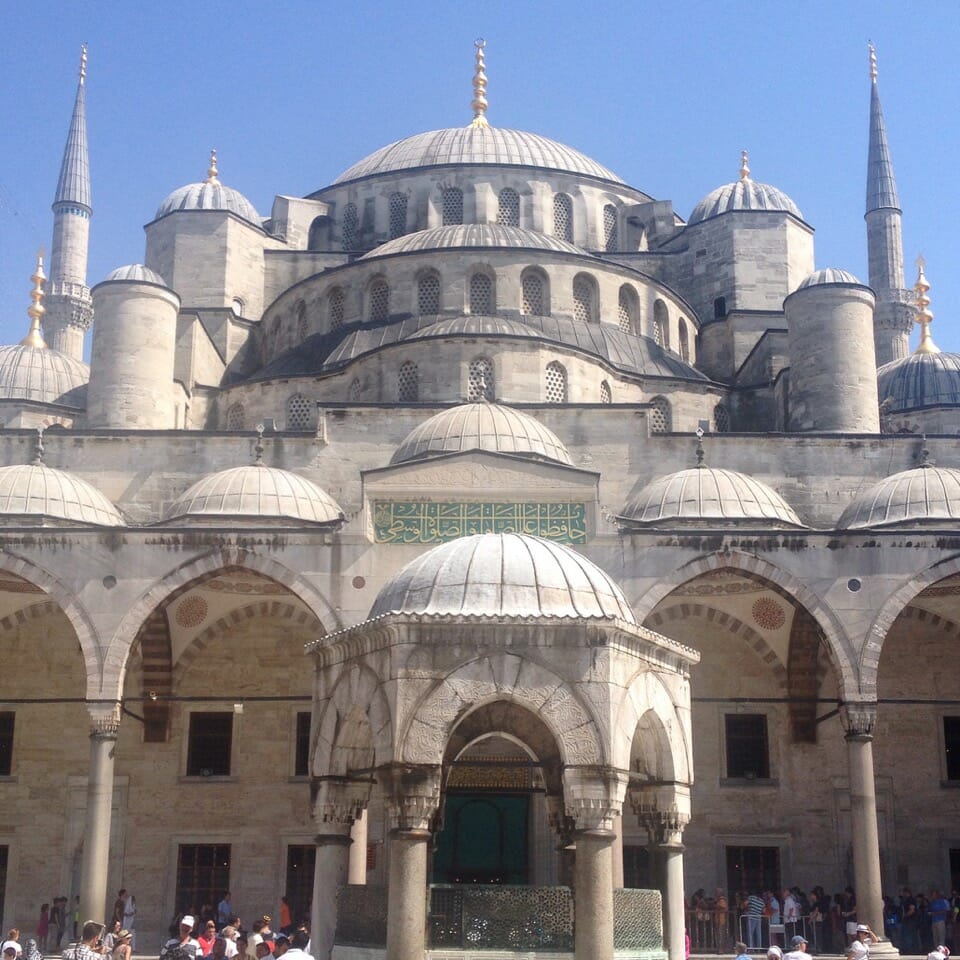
[62,922,108,960]
[846,923,878,960]
[747,891,765,948]
[901,889,920,954]
[784,934,812,960]
[121,895,136,951]
[930,891,951,950]
[217,895,232,931]
[161,916,201,960]
[783,890,800,943]
[36,906,50,953]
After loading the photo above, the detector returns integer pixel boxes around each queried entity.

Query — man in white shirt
[784,934,812,960]
[846,923,878,960]
[783,890,800,941]
[279,931,313,960]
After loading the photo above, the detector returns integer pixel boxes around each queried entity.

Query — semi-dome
[155,153,260,226]
[620,466,804,527]
[797,268,863,289]
[877,351,960,412]
[0,463,123,526]
[362,224,587,259]
[689,163,802,225]
[390,402,573,466]
[0,344,88,406]
[164,464,343,525]
[370,532,635,622]
[332,126,624,186]
[838,464,960,529]
[102,264,167,285]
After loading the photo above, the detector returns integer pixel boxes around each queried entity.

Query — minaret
[865,44,913,366]
[45,44,93,361]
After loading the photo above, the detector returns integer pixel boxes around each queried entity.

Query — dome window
[369,279,390,322]
[618,285,638,333]
[573,274,597,324]
[225,403,245,431]
[287,394,313,431]
[469,273,494,314]
[388,192,408,240]
[342,202,359,250]
[600,380,612,404]
[328,287,345,330]
[417,272,441,315]
[714,403,731,433]
[441,187,463,226]
[649,396,671,434]
[231,297,244,316]
[653,299,669,349]
[603,204,618,251]
[679,317,690,362]
[497,188,520,227]
[521,270,546,316]
[553,193,573,242]
[545,361,567,403]
[398,361,419,402]
[468,357,495,402]
[348,378,362,401]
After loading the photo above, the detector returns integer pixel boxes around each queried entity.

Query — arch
[417,269,441,315]
[653,299,669,349]
[572,273,598,324]
[388,192,408,240]
[520,267,548,317]
[286,393,314,431]
[368,277,390,322]
[327,286,345,331]
[603,203,618,251]
[600,380,612,404]
[553,193,573,242]
[342,202,359,249]
[618,284,639,334]
[648,395,671,433]
[104,549,342,698]
[398,360,419,402]
[545,360,567,403]
[469,270,495,314]
[678,317,690,362]
[307,216,330,251]
[441,187,463,226]
[468,356,495,401]
[398,652,605,767]
[497,188,520,227]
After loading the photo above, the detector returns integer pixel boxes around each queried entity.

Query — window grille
[468,357,495,401]
[389,192,407,239]
[725,714,770,779]
[649,396,671,433]
[294,713,311,777]
[553,193,573,241]
[418,273,440,314]
[653,300,669,348]
[287,394,313,430]
[470,273,494,314]
[679,318,690,362]
[176,844,231,921]
[600,381,612,404]
[442,187,463,225]
[618,285,637,333]
[342,202,359,249]
[328,287,345,330]
[398,361,419,401]
[573,276,594,323]
[348,378,362,401]
[370,280,389,321]
[225,403,245,431]
[497,188,520,226]
[521,273,544,315]
[545,361,567,403]
[714,403,731,433]
[603,204,618,251]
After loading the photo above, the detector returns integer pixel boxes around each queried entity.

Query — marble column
[311,827,351,960]
[79,704,120,925]
[574,829,616,960]
[659,826,688,960]
[612,814,625,888]
[347,808,368,884]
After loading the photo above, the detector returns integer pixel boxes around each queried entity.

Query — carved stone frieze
[378,763,442,832]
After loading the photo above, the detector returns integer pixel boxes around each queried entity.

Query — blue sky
[1,0,958,356]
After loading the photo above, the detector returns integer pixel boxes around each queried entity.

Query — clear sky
[1,0,959,357]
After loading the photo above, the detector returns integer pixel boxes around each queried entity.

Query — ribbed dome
[164,465,343,524]
[102,264,167,285]
[797,268,863,289]
[333,126,623,185]
[391,402,573,466]
[877,351,960,412]
[156,181,260,226]
[620,467,804,526]
[0,345,89,405]
[405,315,540,339]
[838,465,960,529]
[0,463,122,526]
[689,178,802,225]
[370,532,635,622]
[363,224,587,259]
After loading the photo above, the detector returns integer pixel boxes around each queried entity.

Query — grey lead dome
[689,178,803,225]
[362,224,588,259]
[0,463,123,526]
[156,181,260,226]
[837,465,960,529]
[370,532,635,622]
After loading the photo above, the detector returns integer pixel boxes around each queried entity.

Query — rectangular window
[623,844,653,888]
[0,713,14,776]
[725,844,780,897]
[186,712,232,777]
[176,844,230,915]
[295,712,311,778]
[945,716,960,780]
[725,714,770,780]
[285,845,316,929]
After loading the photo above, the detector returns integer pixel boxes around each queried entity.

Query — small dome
[102,264,167,285]
[620,466,804,527]
[0,463,122,526]
[363,224,587,259]
[797,268,863,289]
[838,465,960,529]
[877,351,960,413]
[689,178,803,225]
[333,126,624,185]
[370,532,635,622]
[164,465,343,524]
[391,402,573,466]
[156,180,260,226]
[0,345,88,405]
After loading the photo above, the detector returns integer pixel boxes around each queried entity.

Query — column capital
[311,775,373,827]
[629,784,690,847]
[378,763,441,832]
[563,766,630,832]
[841,701,878,740]
[88,702,121,739]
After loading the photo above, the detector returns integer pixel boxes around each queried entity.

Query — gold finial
[21,249,48,349]
[913,255,939,355]
[254,423,265,465]
[206,149,220,185]
[32,427,45,467]
[918,434,934,468]
[79,44,87,86]
[695,426,706,467]
[739,150,750,180]
[868,42,877,83]
[470,38,489,129]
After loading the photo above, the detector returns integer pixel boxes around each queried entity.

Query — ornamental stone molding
[840,701,878,739]
[379,763,442,832]
[88,701,121,739]
[563,766,629,831]
[310,775,373,826]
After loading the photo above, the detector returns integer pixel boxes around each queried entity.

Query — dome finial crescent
[20,249,48,349]
[739,150,750,181]
[254,423,265,465]
[206,149,220,185]
[913,255,939,355]
[470,38,489,129]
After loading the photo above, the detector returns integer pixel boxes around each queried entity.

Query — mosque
[0,38,958,960]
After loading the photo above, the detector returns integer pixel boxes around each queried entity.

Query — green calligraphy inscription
[373,501,587,544]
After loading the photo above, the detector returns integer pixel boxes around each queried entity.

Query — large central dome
[332,126,624,185]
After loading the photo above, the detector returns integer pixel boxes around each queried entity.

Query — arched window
[470,272,494,314]
[398,361,419,402]
[679,317,690,362]
[468,357,495,401]
[442,187,463,225]
[714,403,731,433]
[328,287,345,330]
[308,216,329,251]
[545,361,567,403]
[649,396,672,434]
[369,279,390,322]
[225,403,245,431]
[295,301,307,341]
[618,285,638,333]
[497,188,520,226]
[600,380,612,404]
[603,204,618,251]
[714,296,727,320]
[286,394,313,431]
[653,299,669,349]
[553,193,573,242]
[573,274,597,324]
[521,269,546,316]
[388,192,408,239]
[342,202,359,249]
[348,378,362,401]
[417,271,441,315]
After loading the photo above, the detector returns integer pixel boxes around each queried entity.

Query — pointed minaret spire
[20,250,48,349]
[864,43,913,367]
[46,44,93,361]
[470,39,489,129]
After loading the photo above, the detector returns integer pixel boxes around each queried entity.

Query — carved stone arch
[398,651,605,767]
[105,549,341,699]
[0,548,102,693]
[314,661,392,773]
[896,604,960,636]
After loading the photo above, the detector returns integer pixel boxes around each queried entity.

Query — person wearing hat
[161,916,201,960]
[784,934,812,960]
[111,930,132,960]
[928,947,951,960]
[846,923,878,960]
